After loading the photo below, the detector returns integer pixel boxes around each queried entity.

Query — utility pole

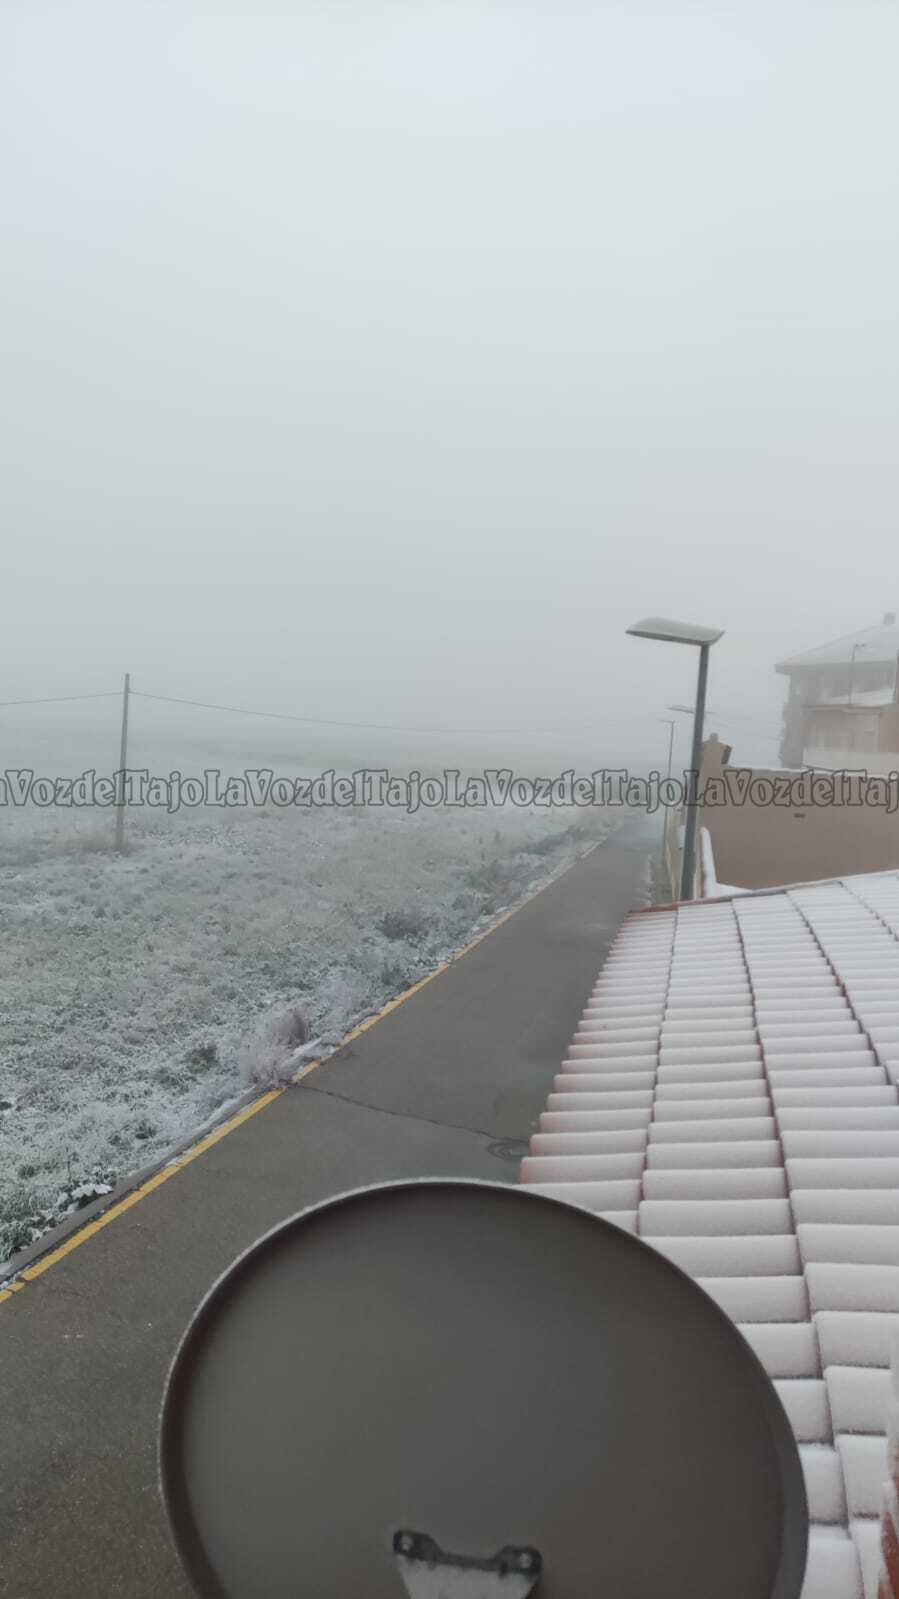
[115,672,130,851]
[659,717,676,781]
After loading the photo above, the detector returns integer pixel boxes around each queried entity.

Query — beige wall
[804,746,899,778]
[805,705,880,751]
[880,703,899,750]
[699,740,899,891]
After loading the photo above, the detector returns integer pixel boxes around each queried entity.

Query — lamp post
[848,643,869,708]
[627,617,724,900]
[668,702,720,719]
[657,718,676,781]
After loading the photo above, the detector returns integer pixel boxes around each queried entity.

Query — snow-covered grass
[0,794,609,1263]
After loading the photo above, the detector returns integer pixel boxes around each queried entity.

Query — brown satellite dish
[159,1180,807,1597]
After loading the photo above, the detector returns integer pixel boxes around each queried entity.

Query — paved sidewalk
[0,816,657,1598]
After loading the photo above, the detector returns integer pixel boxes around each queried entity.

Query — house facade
[776,616,899,769]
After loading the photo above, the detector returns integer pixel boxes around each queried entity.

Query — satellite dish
[159,1180,807,1598]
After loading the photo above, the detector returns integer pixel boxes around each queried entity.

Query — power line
[0,681,784,739]
[0,691,120,708]
[131,689,630,737]
[714,711,783,732]
[671,703,783,735]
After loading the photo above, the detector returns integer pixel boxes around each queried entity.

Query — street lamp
[848,643,869,708]
[657,718,676,781]
[627,616,725,900]
[668,701,719,717]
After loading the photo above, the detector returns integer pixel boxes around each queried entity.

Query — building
[686,736,899,893]
[521,872,899,1598]
[776,616,899,769]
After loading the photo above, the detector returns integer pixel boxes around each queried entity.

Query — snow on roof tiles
[776,621,899,672]
[522,871,899,1598]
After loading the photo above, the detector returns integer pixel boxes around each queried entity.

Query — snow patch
[0,796,608,1261]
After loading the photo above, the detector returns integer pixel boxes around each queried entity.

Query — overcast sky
[3,3,898,770]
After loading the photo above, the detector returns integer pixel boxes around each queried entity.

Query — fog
[4,3,898,776]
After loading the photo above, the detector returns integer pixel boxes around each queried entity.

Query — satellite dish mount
[394,1530,541,1597]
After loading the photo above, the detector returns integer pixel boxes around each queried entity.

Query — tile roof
[522,871,899,1599]
[776,622,899,673]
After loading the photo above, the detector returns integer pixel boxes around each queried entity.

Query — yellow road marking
[1,841,600,1309]
[291,894,528,1078]
[15,1090,284,1288]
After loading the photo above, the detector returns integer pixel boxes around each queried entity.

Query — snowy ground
[0,792,610,1262]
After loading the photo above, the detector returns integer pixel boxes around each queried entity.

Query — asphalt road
[0,814,658,1598]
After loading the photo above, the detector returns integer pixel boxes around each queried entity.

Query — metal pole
[664,719,675,781]
[115,672,130,852]
[680,644,709,900]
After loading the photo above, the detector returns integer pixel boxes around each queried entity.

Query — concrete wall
[805,706,881,751]
[881,702,899,750]
[662,790,718,902]
[662,806,683,901]
[699,741,899,891]
[804,746,899,778]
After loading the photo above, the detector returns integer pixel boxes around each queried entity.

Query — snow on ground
[0,793,610,1262]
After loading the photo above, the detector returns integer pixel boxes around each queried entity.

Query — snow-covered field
[0,789,609,1263]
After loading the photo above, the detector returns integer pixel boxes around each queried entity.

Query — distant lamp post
[668,701,719,716]
[627,617,725,900]
[848,643,869,708]
[657,718,676,781]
